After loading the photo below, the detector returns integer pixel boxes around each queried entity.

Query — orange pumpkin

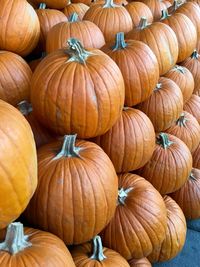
[129,258,152,267]
[101,32,159,106]
[192,143,200,169]
[0,100,37,230]
[184,94,200,124]
[62,2,89,20]
[31,0,68,9]
[0,0,40,56]
[28,53,46,72]
[32,38,125,138]
[137,133,192,194]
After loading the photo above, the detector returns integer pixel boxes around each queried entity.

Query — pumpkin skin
[83,0,133,42]
[129,258,152,267]
[100,173,167,260]
[32,39,125,138]
[101,33,159,106]
[0,100,37,230]
[29,53,46,72]
[170,168,200,219]
[71,236,130,267]
[0,222,76,267]
[92,107,155,173]
[137,77,183,133]
[160,10,197,63]
[0,51,32,106]
[165,111,200,152]
[164,65,194,103]
[192,143,200,169]
[24,135,118,245]
[46,16,105,53]
[184,94,200,124]
[62,3,89,20]
[126,18,178,75]
[148,196,186,263]
[137,133,193,195]
[125,2,153,27]
[0,0,40,56]
[32,0,68,9]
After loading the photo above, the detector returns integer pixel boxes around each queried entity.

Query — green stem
[154,83,162,91]
[90,236,107,261]
[112,32,127,51]
[0,223,31,255]
[17,101,33,116]
[54,135,80,160]
[161,9,170,20]
[156,133,174,149]
[69,12,79,22]
[176,112,188,127]
[103,0,116,8]
[191,50,199,59]
[138,17,149,30]
[173,65,185,74]
[118,187,133,205]
[39,3,47,9]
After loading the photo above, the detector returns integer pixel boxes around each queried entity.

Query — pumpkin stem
[138,17,149,29]
[54,134,81,160]
[154,83,162,91]
[118,187,133,205]
[90,236,107,261]
[69,12,79,22]
[103,0,117,8]
[189,171,197,181]
[173,65,185,74]
[0,222,31,255]
[191,50,199,59]
[39,3,47,9]
[112,32,127,51]
[156,133,174,149]
[65,38,93,64]
[161,9,170,20]
[176,112,188,127]
[17,101,33,116]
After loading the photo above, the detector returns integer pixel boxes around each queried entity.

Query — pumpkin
[137,77,183,132]
[28,52,46,72]
[101,32,159,106]
[0,100,37,229]
[31,0,68,9]
[0,222,76,267]
[0,0,40,56]
[170,168,200,219]
[125,2,153,27]
[24,135,118,245]
[83,0,133,42]
[62,2,89,20]
[71,235,130,266]
[192,143,200,169]
[181,50,200,96]
[148,196,186,263]
[160,9,197,63]
[164,65,194,103]
[0,51,32,106]
[129,258,152,267]
[100,173,167,260]
[32,38,125,138]
[184,94,200,124]
[17,101,55,148]
[126,18,178,75]
[137,133,193,194]
[92,107,155,173]
[46,14,105,53]
[36,3,68,51]
[165,111,200,152]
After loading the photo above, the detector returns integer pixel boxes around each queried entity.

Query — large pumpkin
[71,235,130,267]
[0,100,37,229]
[46,13,105,53]
[126,18,178,75]
[101,32,159,106]
[192,143,200,169]
[170,168,200,219]
[164,65,194,103]
[24,135,118,245]
[137,77,183,132]
[184,94,200,124]
[100,173,167,260]
[0,222,75,267]
[92,107,155,173]
[62,3,89,20]
[0,0,40,56]
[129,258,152,267]
[83,0,133,42]
[137,133,192,194]
[148,196,186,263]
[0,51,32,106]
[165,111,200,152]
[32,38,125,138]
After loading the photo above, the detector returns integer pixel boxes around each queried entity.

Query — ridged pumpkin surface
[129,258,152,267]
[62,3,89,20]
[184,94,200,124]
[192,143,200,169]
[32,0,68,9]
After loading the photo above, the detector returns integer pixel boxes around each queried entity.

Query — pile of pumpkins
[0,0,200,266]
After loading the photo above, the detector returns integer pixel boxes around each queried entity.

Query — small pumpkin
[101,32,159,106]
[100,173,167,260]
[192,143,200,169]
[137,133,193,194]
[28,52,46,72]
[71,235,130,266]
[62,2,89,20]
[129,258,152,267]
[170,168,200,219]
[24,135,118,245]
[184,94,200,124]
[164,65,194,103]
[0,222,75,267]
[148,196,186,263]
